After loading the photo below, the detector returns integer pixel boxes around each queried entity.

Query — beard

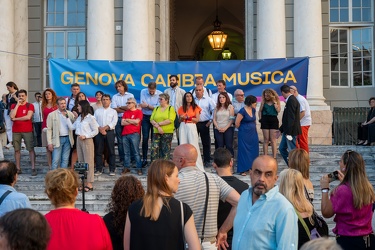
[170,82,178,88]
[252,182,268,197]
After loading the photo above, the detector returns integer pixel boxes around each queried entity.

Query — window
[329,0,373,87]
[45,0,86,59]
[330,0,372,22]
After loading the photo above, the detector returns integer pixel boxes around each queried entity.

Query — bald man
[232,155,298,250]
[173,144,240,250]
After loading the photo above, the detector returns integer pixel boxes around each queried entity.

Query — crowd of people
[0,77,375,250]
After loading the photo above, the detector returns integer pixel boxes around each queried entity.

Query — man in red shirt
[9,89,36,175]
[121,97,143,175]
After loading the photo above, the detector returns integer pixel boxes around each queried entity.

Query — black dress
[128,197,193,250]
[297,216,315,249]
[358,108,375,143]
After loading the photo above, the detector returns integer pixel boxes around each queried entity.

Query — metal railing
[333,107,369,145]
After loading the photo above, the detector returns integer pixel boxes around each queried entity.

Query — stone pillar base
[309,109,332,145]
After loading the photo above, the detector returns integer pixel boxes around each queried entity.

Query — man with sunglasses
[121,97,143,175]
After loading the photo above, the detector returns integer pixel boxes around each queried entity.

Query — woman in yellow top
[150,93,176,161]
[177,92,204,171]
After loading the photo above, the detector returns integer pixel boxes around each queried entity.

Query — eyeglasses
[159,98,165,101]
[126,102,135,105]
[343,150,353,165]
[236,94,244,97]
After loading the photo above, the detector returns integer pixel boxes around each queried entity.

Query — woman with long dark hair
[41,88,58,170]
[235,95,259,175]
[124,160,200,250]
[104,176,145,250]
[69,100,99,191]
[177,92,204,171]
[320,150,375,250]
[213,92,235,157]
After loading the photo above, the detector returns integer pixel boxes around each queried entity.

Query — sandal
[84,186,94,192]
[240,172,247,176]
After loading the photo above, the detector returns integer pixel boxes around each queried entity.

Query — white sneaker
[21,143,26,149]
[5,143,13,149]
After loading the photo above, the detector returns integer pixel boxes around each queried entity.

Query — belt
[60,135,68,137]
[198,120,209,123]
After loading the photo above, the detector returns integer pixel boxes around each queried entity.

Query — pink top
[331,183,373,236]
[42,106,57,128]
[45,208,113,250]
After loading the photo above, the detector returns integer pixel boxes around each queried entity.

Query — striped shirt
[175,166,233,238]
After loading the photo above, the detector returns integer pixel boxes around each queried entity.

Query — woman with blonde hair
[320,150,375,250]
[289,148,314,201]
[124,159,200,250]
[44,168,112,249]
[279,168,314,249]
[259,88,280,158]
[150,93,176,161]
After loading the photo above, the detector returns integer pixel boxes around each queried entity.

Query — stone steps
[5,144,375,235]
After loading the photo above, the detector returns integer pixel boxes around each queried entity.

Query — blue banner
[49,58,309,100]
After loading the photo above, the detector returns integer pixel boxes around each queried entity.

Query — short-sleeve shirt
[177,105,202,124]
[11,103,35,133]
[128,197,192,250]
[0,185,31,217]
[150,106,176,134]
[175,166,233,238]
[121,109,143,135]
[331,183,373,236]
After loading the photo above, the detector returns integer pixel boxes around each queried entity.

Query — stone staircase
[6,144,375,236]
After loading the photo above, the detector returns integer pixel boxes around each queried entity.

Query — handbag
[0,123,5,134]
[304,185,329,237]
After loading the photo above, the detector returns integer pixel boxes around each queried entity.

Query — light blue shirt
[110,92,134,117]
[0,184,31,217]
[232,185,298,250]
[232,100,245,115]
[140,88,162,115]
[194,95,215,122]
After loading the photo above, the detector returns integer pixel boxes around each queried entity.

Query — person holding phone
[320,150,375,250]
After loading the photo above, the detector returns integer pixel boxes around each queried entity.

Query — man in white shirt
[111,80,134,164]
[290,85,312,153]
[94,94,118,176]
[211,80,233,105]
[139,82,162,167]
[47,97,75,169]
[190,76,212,98]
[194,85,215,167]
[32,92,43,147]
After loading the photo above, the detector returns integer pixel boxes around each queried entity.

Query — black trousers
[196,121,211,163]
[33,122,42,147]
[94,130,116,172]
[337,234,375,250]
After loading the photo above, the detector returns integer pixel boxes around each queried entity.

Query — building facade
[0,0,373,145]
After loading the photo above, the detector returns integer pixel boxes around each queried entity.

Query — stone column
[0,0,14,84]
[123,0,155,60]
[245,0,254,59]
[87,0,115,60]
[158,0,170,61]
[294,0,331,145]
[14,0,28,91]
[294,0,326,106]
[257,0,286,59]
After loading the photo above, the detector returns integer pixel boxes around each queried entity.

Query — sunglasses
[126,102,135,105]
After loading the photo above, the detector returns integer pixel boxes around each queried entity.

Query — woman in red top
[177,92,204,171]
[42,88,57,170]
[45,168,112,250]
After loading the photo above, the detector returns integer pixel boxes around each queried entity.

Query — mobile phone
[328,170,339,181]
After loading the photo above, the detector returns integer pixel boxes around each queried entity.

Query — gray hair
[300,238,342,250]
[234,89,244,95]
[127,97,137,105]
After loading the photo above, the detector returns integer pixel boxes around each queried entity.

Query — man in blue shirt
[232,155,298,250]
[0,160,31,217]
[138,82,162,167]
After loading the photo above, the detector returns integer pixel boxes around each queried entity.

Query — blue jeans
[279,133,297,165]
[52,136,71,169]
[115,119,124,162]
[141,115,153,161]
[123,133,142,169]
